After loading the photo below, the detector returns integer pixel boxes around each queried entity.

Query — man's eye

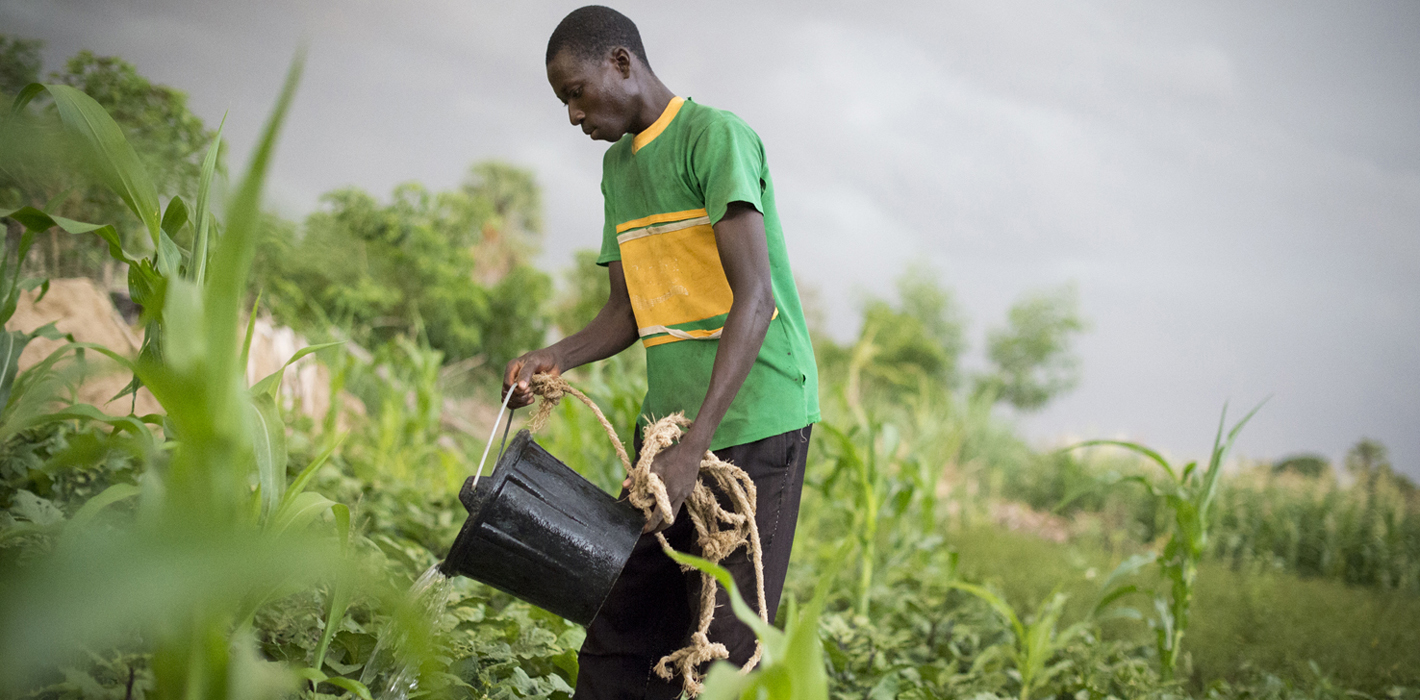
[570,88,582,99]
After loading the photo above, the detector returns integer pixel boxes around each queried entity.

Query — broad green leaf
[326,677,373,700]
[157,229,183,279]
[6,83,46,119]
[662,548,782,658]
[159,277,203,373]
[161,196,188,238]
[269,491,339,536]
[779,585,830,699]
[204,51,304,424]
[65,483,140,533]
[948,582,1026,642]
[43,84,162,245]
[249,392,287,524]
[241,292,260,371]
[0,330,33,410]
[699,663,756,700]
[281,435,344,510]
[21,278,50,304]
[251,341,343,398]
[1066,439,1177,482]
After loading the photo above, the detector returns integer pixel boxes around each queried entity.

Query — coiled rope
[522,373,766,696]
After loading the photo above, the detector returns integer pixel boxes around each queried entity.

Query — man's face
[547,48,637,143]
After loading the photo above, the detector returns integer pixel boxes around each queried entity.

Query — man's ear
[611,46,633,78]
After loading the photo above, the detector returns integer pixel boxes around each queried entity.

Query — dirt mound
[6,278,160,416]
[245,316,331,419]
[6,279,337,422]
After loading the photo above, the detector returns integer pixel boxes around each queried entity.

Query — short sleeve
[595,174,620,266]
[690,113,766,225]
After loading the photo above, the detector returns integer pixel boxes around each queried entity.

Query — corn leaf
[1067,439,1177,482]
[311,503,352,675]
[190,114,225,284]
[65,483,141,534]
[205,51,304,423]
[269,491,340,536]
[250,392,287,525]
[41,84,162,246]
[948,581,1027,642]
[0,330,32,411]
[160,196,188,238]
[281,435,344,512]
[251,341,343,399]
[663,548,781,657]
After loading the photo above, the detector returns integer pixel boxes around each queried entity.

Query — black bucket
[440,429,644,626]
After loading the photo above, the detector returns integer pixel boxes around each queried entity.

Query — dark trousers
[574,425,813,699]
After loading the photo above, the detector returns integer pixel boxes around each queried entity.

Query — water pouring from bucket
[438,387,644,626]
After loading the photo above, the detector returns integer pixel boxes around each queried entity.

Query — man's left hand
[624,441,703,533]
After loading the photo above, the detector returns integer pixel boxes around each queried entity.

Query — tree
[253,168,553,371]
[0,40,215,281]
[555,249,609,337]
[460,162,543,285]
[976,285,1085,411]
[1272,453,1330,479]
[0,36,41,95]
[855,265,966,391]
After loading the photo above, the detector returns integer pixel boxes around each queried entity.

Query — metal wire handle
[472,388,516,489]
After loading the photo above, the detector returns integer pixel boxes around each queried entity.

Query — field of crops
[1,42,1417,700]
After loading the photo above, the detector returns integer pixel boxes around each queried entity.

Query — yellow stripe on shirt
[615,207,708,234]
[632,96,685,153]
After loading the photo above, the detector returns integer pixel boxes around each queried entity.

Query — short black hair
[545,6,650,69]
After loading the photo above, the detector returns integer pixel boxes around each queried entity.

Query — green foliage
[553,249,607,337]
[253,172,552,371]
[976,285,1085,411]
[1271,453,1328,479]
[0,55,420,700]
[52,51,213,217]
[0,40,216,278]
[1064,402,1265,680]
[0,36,41,95]
[848,265,966,394]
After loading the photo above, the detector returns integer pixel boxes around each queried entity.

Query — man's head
[545,6,660,143]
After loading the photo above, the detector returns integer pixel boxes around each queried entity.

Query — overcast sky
[4,0,1418,476]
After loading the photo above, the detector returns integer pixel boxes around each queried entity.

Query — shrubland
[0,37,1416,700]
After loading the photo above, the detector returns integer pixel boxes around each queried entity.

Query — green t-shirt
[596,97,820,450]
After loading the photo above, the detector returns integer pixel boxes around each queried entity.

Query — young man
[502,6,819,697]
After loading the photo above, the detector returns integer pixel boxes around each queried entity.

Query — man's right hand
[503,348,563,409]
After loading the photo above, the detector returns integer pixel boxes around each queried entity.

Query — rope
[524,373,767,696]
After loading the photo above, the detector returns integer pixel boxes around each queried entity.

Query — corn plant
[1063,401,1264,680]
[0,53,397,700]
[818,419,900,616]
[947,582,1089,700]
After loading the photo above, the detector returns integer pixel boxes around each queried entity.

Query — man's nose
[567,104,584,126]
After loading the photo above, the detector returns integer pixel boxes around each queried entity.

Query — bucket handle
[472,387,517,489]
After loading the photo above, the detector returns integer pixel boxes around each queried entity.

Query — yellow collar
[632,96,685,153]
